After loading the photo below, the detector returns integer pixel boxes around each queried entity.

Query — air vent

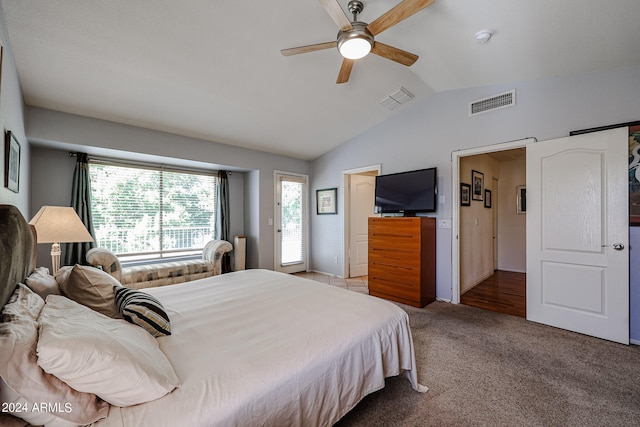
[378,87,414,110]
[469,90,515,116]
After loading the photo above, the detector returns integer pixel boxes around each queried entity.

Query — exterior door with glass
[275,173,308,273]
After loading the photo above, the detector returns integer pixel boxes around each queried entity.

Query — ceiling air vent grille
[378,87,414,110]
[469,90,515,116]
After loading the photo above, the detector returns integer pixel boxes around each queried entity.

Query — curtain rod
[69,152,231,176]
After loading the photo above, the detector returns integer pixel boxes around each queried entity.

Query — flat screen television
[374,167,437,215]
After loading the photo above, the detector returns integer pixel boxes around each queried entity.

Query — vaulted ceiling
[3,0,640,160]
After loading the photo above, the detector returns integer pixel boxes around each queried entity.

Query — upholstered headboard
[0,205,37,308]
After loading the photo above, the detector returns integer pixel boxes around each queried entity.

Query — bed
[0,205,426,427]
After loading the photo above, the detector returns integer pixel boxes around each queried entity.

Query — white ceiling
[3,0,640,160]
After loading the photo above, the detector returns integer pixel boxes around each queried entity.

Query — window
[89,162,217,261]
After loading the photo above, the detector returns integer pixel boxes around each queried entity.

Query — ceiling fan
[281,0,435,84]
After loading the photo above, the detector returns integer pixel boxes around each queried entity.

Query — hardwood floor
[460,270,526,318]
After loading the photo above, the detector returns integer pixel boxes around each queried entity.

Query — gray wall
[310,65,640,301]
[0,4,28,214]
[26,107,310,270]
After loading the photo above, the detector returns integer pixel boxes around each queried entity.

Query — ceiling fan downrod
[348,0,364,22]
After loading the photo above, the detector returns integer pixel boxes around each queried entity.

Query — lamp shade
[29,206,94,244]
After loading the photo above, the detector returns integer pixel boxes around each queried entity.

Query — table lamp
[29,206,94,274]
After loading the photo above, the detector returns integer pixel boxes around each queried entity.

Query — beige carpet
[336,301,640,426]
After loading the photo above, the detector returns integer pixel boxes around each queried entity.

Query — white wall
[310,65,640,301]
[0,4,28,214]
[26,107,310,270]
[459,154,498,293]
[497,158,526,272]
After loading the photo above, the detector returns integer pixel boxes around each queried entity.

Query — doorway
[342,165,380,279]
[452,139,531,307]
[274,172,308,274]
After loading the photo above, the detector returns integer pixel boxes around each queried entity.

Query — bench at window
[86,240,233,289]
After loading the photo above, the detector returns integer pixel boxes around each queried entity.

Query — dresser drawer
[368,276,420,301]
[368,249,420,269]
[369,263,420,286]
[368,217,421,235]
[369,231,421,248]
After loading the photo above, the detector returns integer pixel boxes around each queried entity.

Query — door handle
[612,243,624,250]
[277,229,282,233]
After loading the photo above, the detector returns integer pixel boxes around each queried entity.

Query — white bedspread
[97,269,426,427]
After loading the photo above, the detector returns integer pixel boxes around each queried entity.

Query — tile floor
[292,271,369,295]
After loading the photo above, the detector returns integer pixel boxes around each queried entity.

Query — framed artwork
[484,189,492,208]
[316,187,337,214]
[571,120,640,225]
[516,185,526,214]
[460,183,471,206]
[0,44,3,102]
[4,130,20,193]
[472,170,484,201]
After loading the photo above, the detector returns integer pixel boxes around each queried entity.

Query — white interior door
[349,174,376,277]
[275,173,308,273]
[526,127,629,344]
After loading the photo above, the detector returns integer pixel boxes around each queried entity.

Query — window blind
[89,163,217,260]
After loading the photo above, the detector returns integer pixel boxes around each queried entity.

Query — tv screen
[374,168,437,215]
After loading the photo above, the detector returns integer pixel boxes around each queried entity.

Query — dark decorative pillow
[114,287,171,337]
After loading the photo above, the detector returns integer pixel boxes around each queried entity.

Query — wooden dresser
[368,217,436,308]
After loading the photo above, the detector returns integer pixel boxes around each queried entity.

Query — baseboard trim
[496,267,527,274]
[307,269,343,279]
[630,338,640,346]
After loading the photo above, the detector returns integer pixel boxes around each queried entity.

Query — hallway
[461,270,526,318]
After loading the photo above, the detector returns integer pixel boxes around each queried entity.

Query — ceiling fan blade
[280,41,337,56]
[336,58,355,84]
[371,42,418,66]
[367,0,434,36]
[319,0,353,31]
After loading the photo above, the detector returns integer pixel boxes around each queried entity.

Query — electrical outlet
[333,257,338,263]
[438,219,452,229]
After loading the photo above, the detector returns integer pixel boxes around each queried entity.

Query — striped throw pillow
[114,287,171,337]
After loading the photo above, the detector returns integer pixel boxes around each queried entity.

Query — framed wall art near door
[571,120,640,225]
[4,130,20,193]
[460,183,471,206]
[471,170,483,201]
[316,187,337,214]
[516,185,526,214]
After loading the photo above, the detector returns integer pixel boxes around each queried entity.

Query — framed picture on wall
[516,185,526,214]
[316,188,337,214]
[571,120,640,225]
[472,170,484,201]
[460,183,471,206]
[484,189,492,208]
[4,130,20,193]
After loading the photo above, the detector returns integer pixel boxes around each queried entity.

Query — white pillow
[37,295,180,407]
[25,267,61,300]
[0,285,108,426]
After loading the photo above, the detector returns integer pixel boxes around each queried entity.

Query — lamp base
[51,242,61,275]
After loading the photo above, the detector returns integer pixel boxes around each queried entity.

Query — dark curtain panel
[64,152,97,266]
[215,170,231,272]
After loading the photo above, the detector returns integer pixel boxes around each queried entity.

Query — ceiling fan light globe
[337,23,374,60]
[339,37,372,59]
